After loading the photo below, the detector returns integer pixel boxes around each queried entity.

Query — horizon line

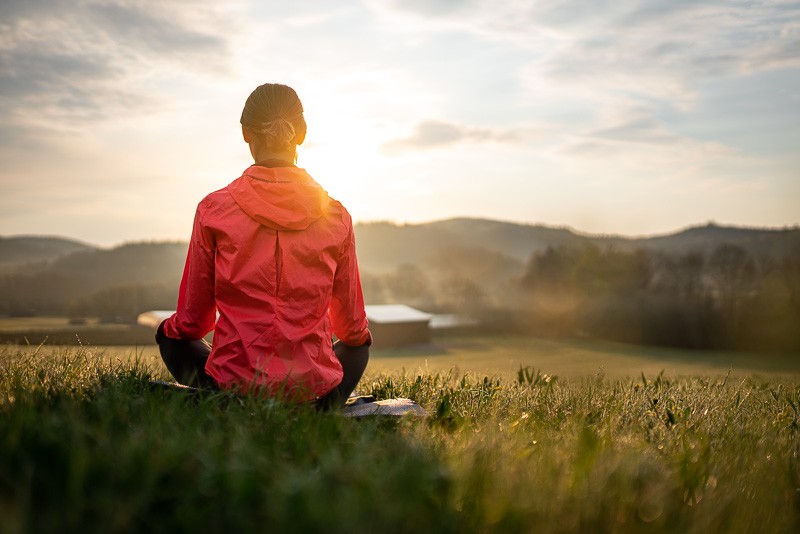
[3,216,799,249]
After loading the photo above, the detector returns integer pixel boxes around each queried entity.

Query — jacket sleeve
[162,200,216,340]
[330,221,371,346]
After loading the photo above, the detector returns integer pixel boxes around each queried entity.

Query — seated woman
[156,83,371,409]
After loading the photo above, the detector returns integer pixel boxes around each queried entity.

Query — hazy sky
[1,0,798,246]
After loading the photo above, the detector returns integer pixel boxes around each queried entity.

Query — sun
[298,107,385,200]
[292,85,430,223]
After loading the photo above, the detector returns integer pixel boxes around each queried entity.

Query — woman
[156,83,371,409]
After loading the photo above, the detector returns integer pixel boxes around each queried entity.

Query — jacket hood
[228,165,331,231]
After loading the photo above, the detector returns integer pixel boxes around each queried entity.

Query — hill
[354,218,800,273]
[355,218,591,271]
[632,222,800,257]
[0,241,186,318]
[47,241,187,289]
[0,236,95,271]
[4,220,799,280]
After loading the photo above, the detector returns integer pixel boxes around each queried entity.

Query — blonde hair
[240,83,306,151]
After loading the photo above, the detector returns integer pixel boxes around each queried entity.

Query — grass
[0,317,141,332]
[368,333,800,380]
[40,331,800,382]
[2,343,800,533]
[0,317,154,346]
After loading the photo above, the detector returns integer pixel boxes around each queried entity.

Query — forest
[361,242,800,352]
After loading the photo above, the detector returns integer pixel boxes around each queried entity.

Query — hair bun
[258,117,296,146]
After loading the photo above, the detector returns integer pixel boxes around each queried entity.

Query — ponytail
[240,84,306,151]
[255,115,298,149]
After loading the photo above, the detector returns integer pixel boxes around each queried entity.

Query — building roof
[365,304,433,324]
[429,314,480,330]
[139,305,434,329]
[136,310,175,329]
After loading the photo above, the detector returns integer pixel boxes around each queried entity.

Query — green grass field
[2,338,800,532]
[4,316,798,380]
[40,332,800,383]
[368,334,800,380]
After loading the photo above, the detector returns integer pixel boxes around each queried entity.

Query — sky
[1,0,798,246]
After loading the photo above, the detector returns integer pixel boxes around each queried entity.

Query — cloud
[566,105,717,150]
[87,2,225,56]
[371,0,800,105]
[588,112,682,146]
[381,119,542,153]
[0,0,232,141]
[553,104,751,188]
[741,23,800,71]
[386,0,476,17]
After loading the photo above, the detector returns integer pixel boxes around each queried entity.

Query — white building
[365,304,433,348]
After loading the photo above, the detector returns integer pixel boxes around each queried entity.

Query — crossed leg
[157,332,369,407]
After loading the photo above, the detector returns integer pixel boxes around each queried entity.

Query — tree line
[0,242,184,323]
[1,239,798,351]
[360,243,800,352]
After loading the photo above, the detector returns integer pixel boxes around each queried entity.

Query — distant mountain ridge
[355,219,800,272]
[2,219,798,276]
[629,223,800,257]
[0,236,95,269]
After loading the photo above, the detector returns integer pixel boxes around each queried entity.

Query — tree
[439,275,486,313]
[359,272,388,304]
[385,264,433,307]
[708,243,756,346]
[67,283,178,323]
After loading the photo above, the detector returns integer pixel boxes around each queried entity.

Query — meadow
[1,337,800,532]
[39,331,800,381]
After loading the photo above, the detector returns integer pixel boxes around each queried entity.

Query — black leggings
[316,342,371,410]
[157,337,369,409]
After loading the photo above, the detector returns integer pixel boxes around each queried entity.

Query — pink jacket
[162,165,371,400]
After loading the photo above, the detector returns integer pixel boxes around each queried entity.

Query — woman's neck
[250,145,296,165]
[255,158,295,168]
